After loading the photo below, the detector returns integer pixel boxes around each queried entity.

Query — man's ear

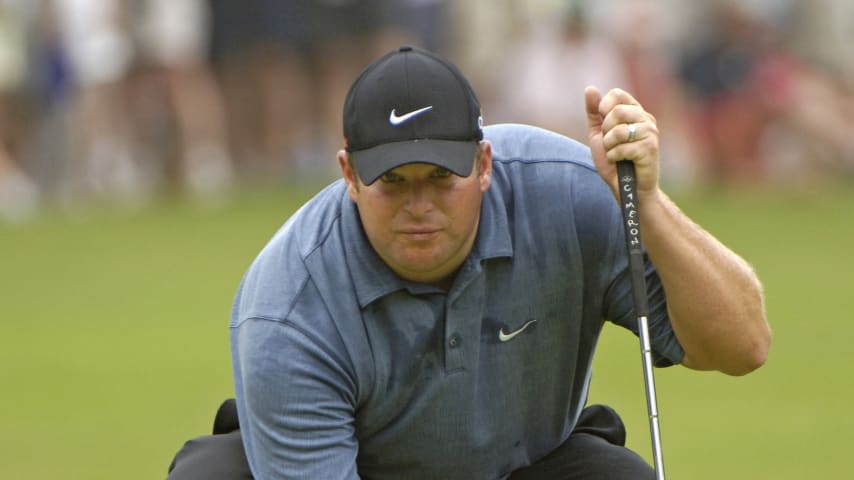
[478,141,493,193]
[338,150,360,199]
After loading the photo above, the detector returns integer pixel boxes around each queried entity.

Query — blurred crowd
[0,0,852,223]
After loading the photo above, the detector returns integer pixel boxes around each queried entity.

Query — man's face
[339,142,492,288]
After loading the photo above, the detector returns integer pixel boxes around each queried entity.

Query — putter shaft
[616,160,666,480]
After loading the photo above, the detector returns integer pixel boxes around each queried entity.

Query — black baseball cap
[343,45,484,185]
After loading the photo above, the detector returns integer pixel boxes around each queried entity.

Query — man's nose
[404,181,435,216]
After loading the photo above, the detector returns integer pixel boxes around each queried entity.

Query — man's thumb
[584,85,602,123]
[584,86,603,134]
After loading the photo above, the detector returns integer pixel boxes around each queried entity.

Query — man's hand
[584,86,660,200]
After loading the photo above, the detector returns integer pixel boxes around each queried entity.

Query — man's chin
[395,259,447,283]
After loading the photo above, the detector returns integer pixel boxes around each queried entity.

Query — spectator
[136,0,233,199]
[51,0,147,207]
[206,0,415,182]
[605,0,701,189]
[489,3,629,143]
[0,0,39,222]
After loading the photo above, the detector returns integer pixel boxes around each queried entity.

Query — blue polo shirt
[230,123,684,480]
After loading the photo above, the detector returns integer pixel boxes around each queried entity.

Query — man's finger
[584,85,603,130]
[600,104,646,134]
[598,88,641,117]
[602,122,646,151]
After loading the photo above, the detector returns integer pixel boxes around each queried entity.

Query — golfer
[173,45,771,479]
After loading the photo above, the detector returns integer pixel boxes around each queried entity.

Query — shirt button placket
[444,269,483,373]
[445,331,464,372]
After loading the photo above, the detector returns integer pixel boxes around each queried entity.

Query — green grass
[1,181,851,478]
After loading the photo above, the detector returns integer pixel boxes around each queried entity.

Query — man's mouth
[399,228,440,241]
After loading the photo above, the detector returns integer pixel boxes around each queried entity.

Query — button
[399,45,413,52]
[448,335,461,348]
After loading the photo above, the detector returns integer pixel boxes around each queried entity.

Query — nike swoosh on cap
[389,106,433,125]
[498,319,538,342]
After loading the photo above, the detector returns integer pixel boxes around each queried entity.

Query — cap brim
[352,139,477,185]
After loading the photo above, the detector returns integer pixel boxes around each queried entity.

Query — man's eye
[432,168,452,178]
[380,171,402,183]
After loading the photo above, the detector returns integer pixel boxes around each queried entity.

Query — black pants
[507,404,655,480]
[167,401,654,480]
[166,399,252,480]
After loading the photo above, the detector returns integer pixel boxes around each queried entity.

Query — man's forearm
[638,189,771,375]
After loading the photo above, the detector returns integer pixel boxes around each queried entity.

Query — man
[170,45,771,479]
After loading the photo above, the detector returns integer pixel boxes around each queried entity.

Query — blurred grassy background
[1,181,852,479]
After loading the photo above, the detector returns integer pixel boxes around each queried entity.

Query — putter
[616,159,666,480]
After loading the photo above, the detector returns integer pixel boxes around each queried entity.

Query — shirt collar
[343,185,513,308]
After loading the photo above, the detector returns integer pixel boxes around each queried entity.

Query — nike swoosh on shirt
[498,319,538,342]
[389,106,433,125]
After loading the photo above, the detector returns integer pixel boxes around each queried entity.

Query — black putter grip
[616,160,649,317]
